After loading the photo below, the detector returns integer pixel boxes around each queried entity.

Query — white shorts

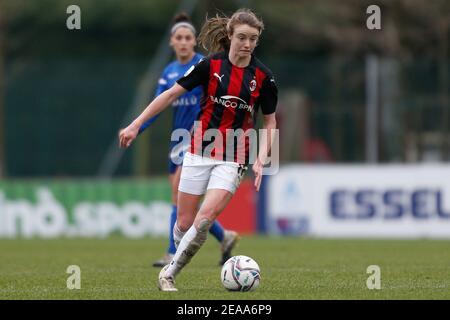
[178,152,247,195]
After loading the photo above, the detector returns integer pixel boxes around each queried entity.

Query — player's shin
[165,219,212,278]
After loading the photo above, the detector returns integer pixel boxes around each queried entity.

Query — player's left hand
[252,159,263,192]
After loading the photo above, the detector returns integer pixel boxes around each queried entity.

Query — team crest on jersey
[249,79,257,92]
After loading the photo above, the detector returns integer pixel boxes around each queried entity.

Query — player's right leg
[158,190,203,291]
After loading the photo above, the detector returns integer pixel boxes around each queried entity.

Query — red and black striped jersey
[177,51,278,164]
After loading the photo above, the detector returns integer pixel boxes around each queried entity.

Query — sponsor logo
[173,96,198,107]
[330,189,450,219]
[167,72,179,79]
[0,188,171,238]
[209,95,254,112]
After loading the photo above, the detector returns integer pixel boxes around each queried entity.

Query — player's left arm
[252,75,278,191]
[253,113,277,191]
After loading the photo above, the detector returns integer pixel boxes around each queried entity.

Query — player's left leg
[204,162,244,265]
[158,189,203,291]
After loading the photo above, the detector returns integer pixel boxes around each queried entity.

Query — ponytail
[198,14,230,54]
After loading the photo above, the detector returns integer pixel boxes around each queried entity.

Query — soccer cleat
[158,265,178,292]
[152,253,174,268]
[220,230,240,266]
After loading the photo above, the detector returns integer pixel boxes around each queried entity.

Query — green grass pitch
[0,236,449,299]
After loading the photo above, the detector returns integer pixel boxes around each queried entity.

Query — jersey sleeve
[258,75,278,115]
[176,58,210,91]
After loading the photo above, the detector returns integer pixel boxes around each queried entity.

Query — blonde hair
[198,8,264,54]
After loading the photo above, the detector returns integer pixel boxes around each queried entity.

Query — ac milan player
[119,8,277,291]
[136,12,239,269]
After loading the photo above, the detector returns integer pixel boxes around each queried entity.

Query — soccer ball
[220,255,261,292]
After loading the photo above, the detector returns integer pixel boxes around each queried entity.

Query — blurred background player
[137,13,239,267]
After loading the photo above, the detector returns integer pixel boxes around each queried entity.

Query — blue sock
[167,205,177,255]
[209,220,225,242]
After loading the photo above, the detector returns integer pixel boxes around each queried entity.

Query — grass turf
[0,236,449,299]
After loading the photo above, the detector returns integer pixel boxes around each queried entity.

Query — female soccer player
[136,13,239,268]
[119,8,277,291]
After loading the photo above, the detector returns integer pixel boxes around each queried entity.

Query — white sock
[165,219,210,278]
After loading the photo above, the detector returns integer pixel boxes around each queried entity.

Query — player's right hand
[119,125,138,148]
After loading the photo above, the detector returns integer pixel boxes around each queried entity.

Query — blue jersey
[139,53,203,134]
[139,53,203,173]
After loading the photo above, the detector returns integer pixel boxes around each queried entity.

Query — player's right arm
[252,75,278,192]
[119,58,208,148]
[119,83,187,148]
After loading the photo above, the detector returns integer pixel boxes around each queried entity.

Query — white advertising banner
[267,165,450,238]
